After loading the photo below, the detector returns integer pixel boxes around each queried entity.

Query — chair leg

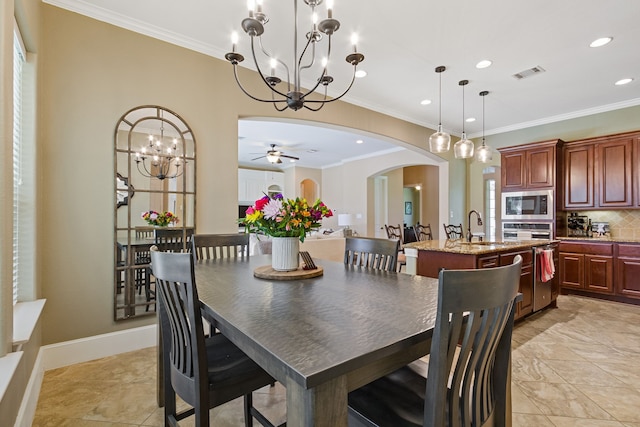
[244,393,254,427]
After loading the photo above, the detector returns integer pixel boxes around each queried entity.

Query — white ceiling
[48,0,640,169]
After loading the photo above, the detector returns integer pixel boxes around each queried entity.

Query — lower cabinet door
[584,255,614,294]
[517,263,534,319]
[559,252,584,289]
[617,257,640,299]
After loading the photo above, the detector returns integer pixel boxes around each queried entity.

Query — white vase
[271,237,300,271]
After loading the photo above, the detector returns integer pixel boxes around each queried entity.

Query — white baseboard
[15,325,157,427]
[41,324,157,371]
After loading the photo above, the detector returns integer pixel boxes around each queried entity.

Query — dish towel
[540,249,555,282]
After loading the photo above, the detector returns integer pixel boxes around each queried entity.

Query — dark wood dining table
[157,255,513,426]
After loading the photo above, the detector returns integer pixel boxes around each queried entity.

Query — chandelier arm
[258,36,291,92]
[250,38,291,99]
[231,64,288,104]
[298,36,316,73]
[303,69,357,104]
[136,160,154,179]
[270,89,290,111]
[299,34,333,99]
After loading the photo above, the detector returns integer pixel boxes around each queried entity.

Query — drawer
[500,250,533,266]
[617,243,640,258]
[559,242,613,255]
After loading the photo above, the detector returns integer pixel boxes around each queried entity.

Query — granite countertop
[557,236,640,244]
[404,239,558,255]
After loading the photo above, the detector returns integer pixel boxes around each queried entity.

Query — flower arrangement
[242,194,333,242]
[141,210,179,227]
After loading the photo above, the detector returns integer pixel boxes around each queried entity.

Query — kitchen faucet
[467,210,483,242]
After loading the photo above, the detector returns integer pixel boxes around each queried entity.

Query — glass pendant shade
[475,90,492,163]
[476,141,492,162]
[429,124,451,153]
[454,133,474,159]
[454,79,474,159]
[429,65,450,153]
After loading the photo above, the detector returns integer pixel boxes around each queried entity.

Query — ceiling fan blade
[251,155,267,161]
[280,154,300,160]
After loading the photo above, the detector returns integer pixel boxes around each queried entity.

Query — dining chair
[348,255,523,427]
[344,236,400,272]
[135,226,155,239]
[154,227,194,253]
[415,223,434,241]
[130,244,155,312]
[191,233,250,261]
[150,248,283,427]
[384,224,406,271]
[384,224,403,241]
[443,223,464,239]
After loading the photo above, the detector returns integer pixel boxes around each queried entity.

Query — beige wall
[403,165,440,239]
[37,5,453,344]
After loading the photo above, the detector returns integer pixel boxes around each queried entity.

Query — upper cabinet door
[598,137,633,208]
[501,151,526,190]
[564,144,595,209]
[526,145,555,188]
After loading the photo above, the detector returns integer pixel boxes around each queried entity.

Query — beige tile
[517,381,614,419]
[511,355,567,383]
[512,413,554,426]
[544,360,626,387]
[596,361,640,390]
[577,385,640,423]
[548,416,626,426]
[35,295,640,425]
[511,382,544,414]
[513,340,585,361]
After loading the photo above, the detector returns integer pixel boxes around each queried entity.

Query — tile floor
[33,295,640,426]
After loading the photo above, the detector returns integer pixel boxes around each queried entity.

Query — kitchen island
[404,239,559,320]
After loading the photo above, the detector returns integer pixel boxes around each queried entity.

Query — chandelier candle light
[225,0,365,112]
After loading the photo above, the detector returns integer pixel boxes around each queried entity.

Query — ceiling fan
[251,144,300,164]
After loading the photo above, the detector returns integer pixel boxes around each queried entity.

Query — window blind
[13,26,26,305]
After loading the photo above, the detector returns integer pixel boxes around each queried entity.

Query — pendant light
[475,90,492,163]
[428,66,451,153]
[453,79,474,159]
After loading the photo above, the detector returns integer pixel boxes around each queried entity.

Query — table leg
[286,376,348,427]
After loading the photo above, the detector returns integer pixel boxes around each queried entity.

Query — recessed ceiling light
[420,99,432,105]
[590,37,613,48]
[465,117,476,123]
[355,70,367,78]
[356,139,364,144]
[615,78,634,86]
[289,159,296,162]
[476,60,492,69]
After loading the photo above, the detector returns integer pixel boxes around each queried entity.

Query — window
[485,179,496,241]
[13,24,26,305]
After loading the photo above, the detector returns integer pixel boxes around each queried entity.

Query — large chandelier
[134,119,184,181]
[224,0,365,112]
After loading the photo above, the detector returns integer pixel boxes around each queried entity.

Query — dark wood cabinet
[559,242,614,295]
[415,245,537,320]
[527,145,555,188]
[563,131,639,209]
[499,140,562,191]
[616,244,640,299]
[499,250,534,319]
[598,137,633,207]
[564,144,595,209]
[501,151,526,190]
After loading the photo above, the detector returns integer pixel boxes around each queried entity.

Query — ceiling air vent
[512,66,546,80]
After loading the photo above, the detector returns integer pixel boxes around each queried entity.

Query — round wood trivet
[253,265,323,281]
